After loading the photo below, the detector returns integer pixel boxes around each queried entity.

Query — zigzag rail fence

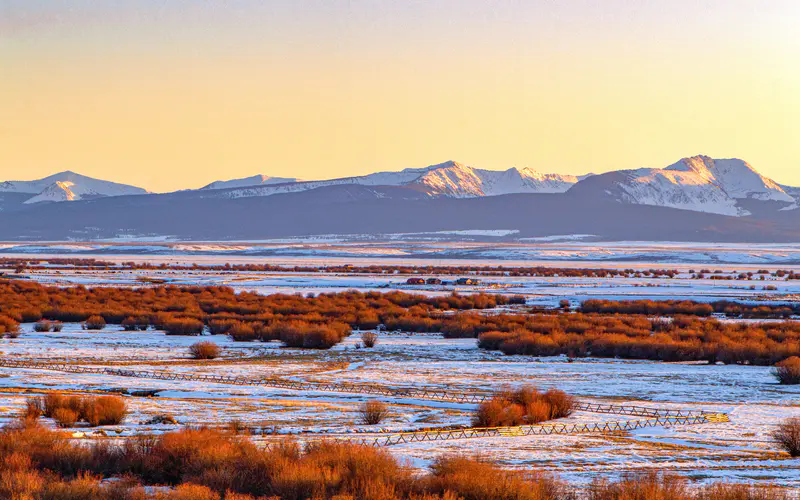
[0,359,725,421]
[334,414,729,448]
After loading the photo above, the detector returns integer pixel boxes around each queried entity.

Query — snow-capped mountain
[206,161,581,200]
[402,161,580,197]
[568,156,795,217]
[201,175,303,190]
[2,156,796,221]
[664,156,792,203]
[0,171,149,204]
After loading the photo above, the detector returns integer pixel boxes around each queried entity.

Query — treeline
[0,422,794,500]
[581,299,799,319]
[0,281,520,348]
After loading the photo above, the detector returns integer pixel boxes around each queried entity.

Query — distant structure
[426,278,442,285]
[455,277,480,285]
[406,277,425,285]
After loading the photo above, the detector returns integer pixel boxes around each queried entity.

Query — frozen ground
[1,325,799,487]
[7,240,800,265]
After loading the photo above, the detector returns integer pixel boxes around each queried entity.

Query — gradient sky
[2,1,799,192]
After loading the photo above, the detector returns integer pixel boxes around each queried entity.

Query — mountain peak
[1,171,148,203]
[429,160,467,170]
[569,154,794,216]
[665,155,792,203]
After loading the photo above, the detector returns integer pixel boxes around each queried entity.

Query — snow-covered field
[1,324,798,487]
[1,250,799,488]
[15,265,800,308]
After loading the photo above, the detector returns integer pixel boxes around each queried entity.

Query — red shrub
[189,341,222,360]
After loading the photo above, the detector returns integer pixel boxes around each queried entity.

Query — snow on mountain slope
[568,156,795,217]
[201,175,303,190]
[24,182,78,204]
[208,161,579,200]
[616,167,744,216]
[665,156,793,202]
[1,171,149,204]
[413,163,579,197]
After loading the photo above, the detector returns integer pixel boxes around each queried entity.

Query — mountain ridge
[1,156,796,220]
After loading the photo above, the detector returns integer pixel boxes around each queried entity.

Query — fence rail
[0,359,723,420]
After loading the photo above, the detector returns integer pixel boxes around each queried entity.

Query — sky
[2,0,799,192]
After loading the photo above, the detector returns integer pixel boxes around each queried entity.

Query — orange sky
[2,1,799,192]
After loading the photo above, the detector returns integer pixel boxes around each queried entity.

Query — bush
[359,401,389,425]
[0,422,792,499]
[83,396,128,426]
[773,417,800,457]
[774,357,800,385]
[589,472,690,500]
[189,341,221,360]
[0,315,20,338]
[162,317,205,336]
[361,330,378,348]
[52,408,79,428]
[427,455,570,500]
[159,484,221,500]
[83,315,106,330]
[473,386,575,427]
[697,483,793,500]
[122,316,150,331]
[23,399,44,420]
[34,393,128,427]
[34,320,52,332]
[226,321,259,342]
[51,321,64,332]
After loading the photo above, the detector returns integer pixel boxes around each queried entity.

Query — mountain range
[1,156,798,242]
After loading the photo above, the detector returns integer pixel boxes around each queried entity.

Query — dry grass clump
[774,357,800,385]
[473,386,575,427]
[361,330,378,348]
[359,401,389,425]
[31,393,128,427]
[189,341,221,360]
[772,417,800,457]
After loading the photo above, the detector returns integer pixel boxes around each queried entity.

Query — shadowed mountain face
[0,183,797,242]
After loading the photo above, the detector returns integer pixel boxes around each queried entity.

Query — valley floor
[1,323,798,488]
